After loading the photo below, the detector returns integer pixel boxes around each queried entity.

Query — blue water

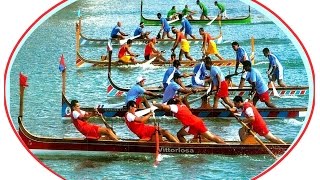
[7,0,312,179]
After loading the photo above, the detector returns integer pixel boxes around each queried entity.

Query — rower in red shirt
[118,39,138,63]
[144,37,166,62]
[232,96,286,144]
[153,98,225,143]
[124,100,179,142]
[70,100,118,140]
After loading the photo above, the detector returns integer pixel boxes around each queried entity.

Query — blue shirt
[160,17,170,32]
[125,84,146,103]
[181,17,192,33]
[209,66,225,86]
[267,54,282,69]
[191,62,207,86]
[111,26,121,37]
[236,47,249,64]
[134,27,143,36]
[162,81,181,103]
[246,68,268,94]
[162,67,181,86]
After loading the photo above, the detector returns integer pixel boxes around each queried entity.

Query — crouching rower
[153,97,225,143]
[231,96,286,144]
[125,101,179,142]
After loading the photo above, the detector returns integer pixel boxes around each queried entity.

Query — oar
[206,16,217,25]
[216,20,223,44]
[250,36,255,64]
[141,57,157,66]
[220,101,278,160]
[268,75,280,98]
[167,18,180,24]
[119,34,141,45]
[95,109,116,134]
[144,80,163,86]
[152,111,161,167]
[188,83,212,104]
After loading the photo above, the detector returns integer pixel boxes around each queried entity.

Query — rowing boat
[76,19,207,47]
[140,0,252,26]
[18,73,290,156]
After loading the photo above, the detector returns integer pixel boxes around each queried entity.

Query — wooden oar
[220,101,278,160]
[119,34,141,45]
[95,109,116,134]
[206,15,217,25]
[250,36,255,64]
[152,111,161,167]
[268,75,280,98]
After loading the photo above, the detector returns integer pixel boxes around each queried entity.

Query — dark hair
[127,39,133,44]
[263,48,270,54]
[178,14,183,19]
[173,60,181,67]
[233,96,243,103]
[231,41,239,46]
[157,13,161,17]
[242,60,251,67]
[139,22,144,26]
[199,27,204,32]
[204,56,212,65]
[126,100,136,109]
[171,52,176,59]
[173,73,183,80]
[70,100,79,109]
[167,98,179,105]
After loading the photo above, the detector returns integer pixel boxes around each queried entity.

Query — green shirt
[167,9,177,18]
[216,2,225,12]
[198,2,208,15]
[182,8,190,16]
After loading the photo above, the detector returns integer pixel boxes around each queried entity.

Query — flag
[59,54,66,72]
[107,40,113,52]
[19,72,28,87]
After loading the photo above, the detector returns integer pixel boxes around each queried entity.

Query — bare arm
[134,112,152,123]
[153,103,171,112]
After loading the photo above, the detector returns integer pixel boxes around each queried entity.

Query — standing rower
[171,27,196,61]
[263,48,287,87]
[179,14,196,39]
[157,13,174,39]
[231,41,250,88]
[199,27,224,60]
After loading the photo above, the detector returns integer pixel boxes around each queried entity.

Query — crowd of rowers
[69,1,288,145]
[69,47,287,145]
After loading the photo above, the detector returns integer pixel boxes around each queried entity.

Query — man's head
[172,59,181,68]
[70,100,80,110]
[204,56,212,70]
[242,60,252,72]
[214,1,218,5]
[167,97,181,105]
[127,39,133,46]
[157,13,162,19]
[126,100,137,111]
[136,76,146,86]
[171,26,178,34]
[196,0,200,5]
[262,48,270,57]
[199,27,205,35]
[139,22,144,28]
[231,41,239,51]
[173,73,183,83]
[178,14,183,20]
[117,21,122,27]
[233,96,244,108]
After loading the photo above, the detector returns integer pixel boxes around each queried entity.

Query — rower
[162,73,198,108]
[199,27,224,60]
[231,41,250,88]
[214,1,228,19]
[118,39,138,64]
[242,61,276,108]
[153,97,225,143]
[157,13,174,39]
[162,60,192,90]
[125,76,162,109]
[196,0,211,20]
[167,6,179,20]
[179,14,196,39]
[110,21,128,40]
[144,37,166,63]
[231,96,286,144]
[70,100,119,141]
[204,56,234,108]
[133,22,151,40]
[181,5,196,20]
[171,27,196,61]
[124,101,179,142]
[263,48,287,87]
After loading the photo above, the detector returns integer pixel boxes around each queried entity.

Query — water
[7,0,312,179]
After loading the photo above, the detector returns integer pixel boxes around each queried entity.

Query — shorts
[136,96,143,105]
[185,28,192,36]
[119,55,132,63]
[255,91,270,102]
[138,124,156,141]
[206,40,219,55]
[111,34,118,38]
[180,39,190,53]
[273,67,283,80]
[185,120,208,136]
[78,123,101,140]
[250,124,269,136]
[216,81,229,98]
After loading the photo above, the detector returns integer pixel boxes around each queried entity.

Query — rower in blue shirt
[157,13,174,39]
[179,14,196,39]
[232,41,250,88]
[133,22,150,40]
[243,61,276,108]
[110,22,128,40]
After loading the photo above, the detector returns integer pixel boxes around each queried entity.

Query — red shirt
[242,102,269,136]
[203,32,212,43]
[118,44,129,58]
[144,41,154,56]
[170,104,202,126]
[71,110,100,139]
[176,31,186,42]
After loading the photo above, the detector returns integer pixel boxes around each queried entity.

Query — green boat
[140,0,252,26]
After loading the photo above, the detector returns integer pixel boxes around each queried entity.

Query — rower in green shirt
[196,0,211,20]
[214,1,228,19]
[181,5,196,20]
[167,6,179,20]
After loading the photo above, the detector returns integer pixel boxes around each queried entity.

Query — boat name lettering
[159,147,194,153]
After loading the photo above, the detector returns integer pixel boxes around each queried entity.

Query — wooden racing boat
[76,19,208,47]
[18,72,290,156]
[140,0,252,26]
